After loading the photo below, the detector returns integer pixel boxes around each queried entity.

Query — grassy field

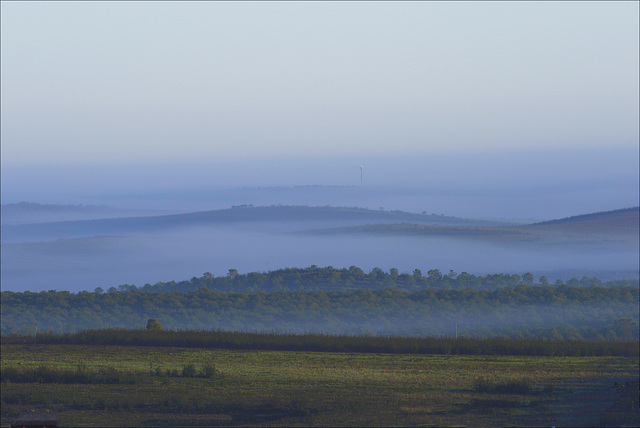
[1,343,638,427]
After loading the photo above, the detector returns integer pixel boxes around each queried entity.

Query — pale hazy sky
[2,1,638,169]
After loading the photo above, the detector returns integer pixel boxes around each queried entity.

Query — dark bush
[201,363,220,378]
[473,377,533,394]
[182,364,197,378]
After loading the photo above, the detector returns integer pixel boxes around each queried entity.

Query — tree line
[2,277,637,341]
[95,265,637,294]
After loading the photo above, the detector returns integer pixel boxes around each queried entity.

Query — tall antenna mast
[360,166,363,184]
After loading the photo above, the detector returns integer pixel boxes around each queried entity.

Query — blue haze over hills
[1,149,638,293]
[2,148,638,219]
[1,3,638,295]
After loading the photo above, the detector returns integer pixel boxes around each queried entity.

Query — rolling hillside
[1,205,513,242]
[308,207,639,248]
[3,205,637,292]
[529,207,639,235]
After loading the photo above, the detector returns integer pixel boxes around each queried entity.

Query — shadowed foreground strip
[11,412,57,428]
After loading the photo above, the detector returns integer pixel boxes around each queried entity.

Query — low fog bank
[0,207,514,244]
[2,148,637,292]
[171,303,640,339]
[0,202,168,225]
[2,147,638,220]
[2,226,637,292]
[4,294,637,340]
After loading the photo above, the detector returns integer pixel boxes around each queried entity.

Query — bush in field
[473,377,494,393]
[182,364,197,378]
[154,363,219,378]
[473,377,533,394]
[201,363,220,379]
[166,368,180,377]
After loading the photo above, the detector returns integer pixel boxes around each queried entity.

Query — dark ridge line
[530,207,639,226]
[4,205,505,229]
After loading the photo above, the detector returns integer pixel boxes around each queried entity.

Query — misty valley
[1,201,638,339]
[2,199,639,427]
[1,202,638,294]
[3,1,638,425]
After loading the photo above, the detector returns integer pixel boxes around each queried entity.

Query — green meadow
[2,342,638,427]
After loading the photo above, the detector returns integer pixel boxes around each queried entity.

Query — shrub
[201,363,220,379]
[473,377,494,393]
[182,363,197,378]
[473,377,533,394]
[497,379,532,394]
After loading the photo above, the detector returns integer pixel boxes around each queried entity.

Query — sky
[1,2,639,292]
[1,1,638,212]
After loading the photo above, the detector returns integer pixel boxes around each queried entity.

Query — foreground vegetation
[1,340,638,427]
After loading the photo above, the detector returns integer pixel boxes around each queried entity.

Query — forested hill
[105,266,638,294]
[1,205,512,242]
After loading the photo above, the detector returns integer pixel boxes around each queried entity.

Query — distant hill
[308,207,639,248]
[529,207,639,235]
[1,205,513,243]
[1,202,163,225]
[4,205,636,247]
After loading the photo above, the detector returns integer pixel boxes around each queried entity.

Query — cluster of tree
[7,328,638,357]
[2,283,637,341]
[95,266,638,294]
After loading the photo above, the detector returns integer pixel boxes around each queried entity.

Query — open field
[1,343,638,427]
